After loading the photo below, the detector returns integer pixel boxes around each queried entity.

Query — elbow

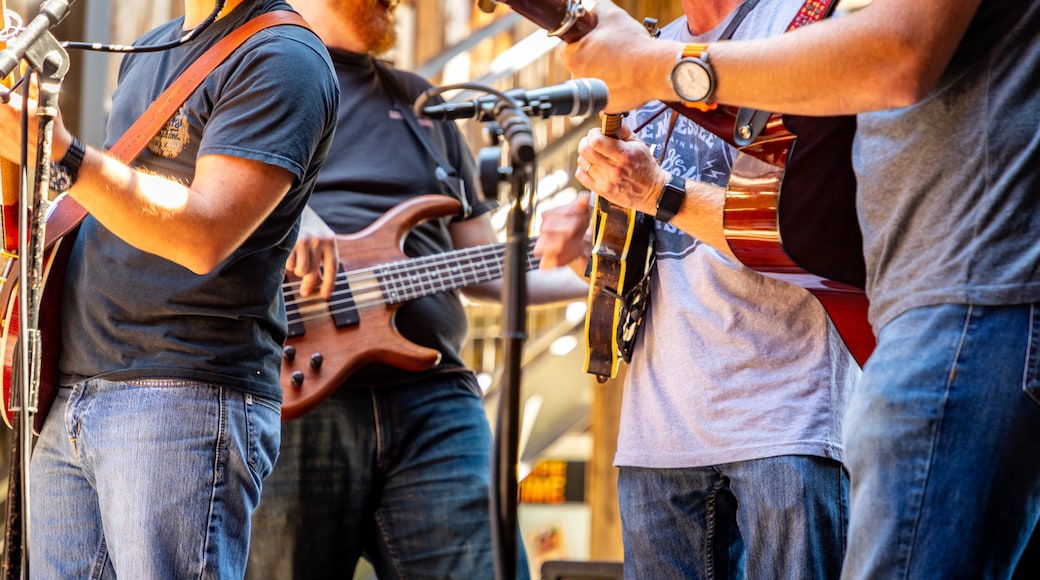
[870,38,947,109]
[180,244,233,275]
[880,69,937,109]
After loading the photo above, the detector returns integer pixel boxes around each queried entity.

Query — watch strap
[679,42,709,61]
[655,174,686,223]
[49,136,86,193]
[59,136,85,171]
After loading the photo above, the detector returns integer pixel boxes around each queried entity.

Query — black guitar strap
[373,60,473,219]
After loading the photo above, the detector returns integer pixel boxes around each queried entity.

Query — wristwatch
[655,174,686,223]
[49,136,86,194]
[670,43,716,107]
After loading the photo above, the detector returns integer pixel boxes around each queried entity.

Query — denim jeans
[246,373,531,580]
[618,455,848,579]
[29,378,280,579]
[842,303,1040,579]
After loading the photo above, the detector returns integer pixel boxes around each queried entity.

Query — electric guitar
[280,194,539,420]
[0,194,80,432]
[492,0,876,368]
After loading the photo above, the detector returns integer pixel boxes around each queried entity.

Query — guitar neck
[373,238,539,304]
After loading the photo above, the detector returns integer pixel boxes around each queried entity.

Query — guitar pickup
[329,265,360,328]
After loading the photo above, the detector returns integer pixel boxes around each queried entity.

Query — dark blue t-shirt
[305,49,486,387]
[58,0,339,403]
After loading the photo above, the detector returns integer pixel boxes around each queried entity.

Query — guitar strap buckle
[734,107,772,146]
[435,167,471,219]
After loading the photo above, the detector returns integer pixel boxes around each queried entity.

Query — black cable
[60,0,228,54]
[413,81,519,119]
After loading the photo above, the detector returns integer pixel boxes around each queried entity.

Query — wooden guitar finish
[676,105,873,366]
[584,113,654,381]
[280,195,539,420]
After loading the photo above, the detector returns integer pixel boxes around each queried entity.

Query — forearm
[564,0,981,116]
[68,147,286,274]
[525,266,589,305]
[708,0,965,115]
[657,179,736,262]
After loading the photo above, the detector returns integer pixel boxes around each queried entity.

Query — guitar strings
[283,242,540,326]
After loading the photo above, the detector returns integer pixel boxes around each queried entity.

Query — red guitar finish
[0,194,84,432]
[677,105,874,366]
[280,195,538,420]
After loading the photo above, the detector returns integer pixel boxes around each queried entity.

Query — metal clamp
[547,0,587,38]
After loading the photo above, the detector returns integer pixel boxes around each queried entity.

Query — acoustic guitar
[491,0,876,368]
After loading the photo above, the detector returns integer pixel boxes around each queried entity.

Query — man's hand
[286,205,339,299]
[535,191,593,273]
[575,125,670,217]
[558,0,679,113]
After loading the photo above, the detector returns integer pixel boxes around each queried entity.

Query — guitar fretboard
[377,239,539,304]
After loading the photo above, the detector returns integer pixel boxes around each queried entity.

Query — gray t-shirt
[58,0,339,403]
[615,0,858,469]
[856,1,1040,329]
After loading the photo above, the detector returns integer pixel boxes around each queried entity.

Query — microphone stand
[1,12,71,578]
[489,100,536,580]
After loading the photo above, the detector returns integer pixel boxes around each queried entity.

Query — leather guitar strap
[45,10,310,245]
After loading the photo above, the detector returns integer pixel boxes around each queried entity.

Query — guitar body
[280,195,459,419]
[0,240,69,433]
[677,105,875,366]
[584,197,654,381]
[0,194,84,433]
[584,113,655,382]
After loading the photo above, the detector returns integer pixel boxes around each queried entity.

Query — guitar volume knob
[283,345,296,362]
[310,353,323,369]
[290,370,304,387]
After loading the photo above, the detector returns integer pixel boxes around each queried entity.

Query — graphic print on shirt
[151,107,190,159]
[631,106,734,261]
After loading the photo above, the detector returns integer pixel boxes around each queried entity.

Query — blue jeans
[246,373,531,580]
[29,379,280,579]
[618,455,848,579]
[842,303,1040,579]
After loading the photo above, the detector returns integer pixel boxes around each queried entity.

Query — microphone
[420,78,608,122]
[0,0,75,79]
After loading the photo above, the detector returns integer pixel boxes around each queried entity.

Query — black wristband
[49,136,86,194]
[654,174,686,223]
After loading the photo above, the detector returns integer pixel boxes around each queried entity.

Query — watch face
[672,58,712,102]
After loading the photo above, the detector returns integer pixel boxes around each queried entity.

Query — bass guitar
[491,0,875,368]
[280,194,539,420]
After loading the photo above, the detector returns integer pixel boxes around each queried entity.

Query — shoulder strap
[730,0,840,145]
[48,10,309,243]
[109,10,308,162]
[372,60,473,218]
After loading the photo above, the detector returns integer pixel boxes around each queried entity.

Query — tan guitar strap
[46,10,310,245]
